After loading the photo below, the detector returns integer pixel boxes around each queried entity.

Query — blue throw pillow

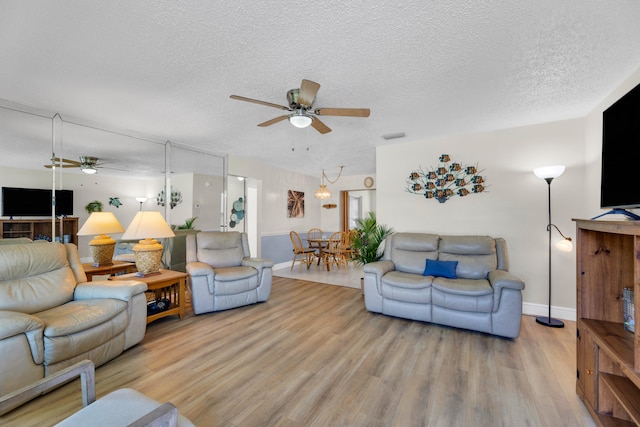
[423,259,458,278]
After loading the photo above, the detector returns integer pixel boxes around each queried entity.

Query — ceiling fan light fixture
[81,164,97,174]
[288,111,312,128]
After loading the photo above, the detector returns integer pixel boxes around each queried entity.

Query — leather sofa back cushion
[196,232,244,268]
[389,233,439,274]
[438,235,497,280]
[0,243,76,313]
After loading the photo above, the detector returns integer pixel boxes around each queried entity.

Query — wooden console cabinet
[575,219,640,426]
[0,217,78,244]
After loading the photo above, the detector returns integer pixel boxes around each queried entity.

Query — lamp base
[89,239,116,266]
[132,238,164,275]
[536,316,565,328]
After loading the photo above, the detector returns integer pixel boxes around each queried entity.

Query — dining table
[306,237,329,268]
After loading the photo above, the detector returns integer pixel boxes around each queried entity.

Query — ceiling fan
[44,156,102,174]
[230,79,370,134]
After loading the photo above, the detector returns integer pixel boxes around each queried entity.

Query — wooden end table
[82,261,135,281]
[109,269,188,324]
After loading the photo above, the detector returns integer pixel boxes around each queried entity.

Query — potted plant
[350,212,394,293]
[85,200,103,213]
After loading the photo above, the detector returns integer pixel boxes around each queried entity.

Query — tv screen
[1,187,74,217]
[601,82,640,210]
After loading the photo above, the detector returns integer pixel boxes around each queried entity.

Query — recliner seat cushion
[213,266,259,296]
[381,271,432,304]
[36,299,127,337]
[432,277,493,312]
[36,299,129,364]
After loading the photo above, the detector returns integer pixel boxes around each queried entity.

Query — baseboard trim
[522,302,576,322]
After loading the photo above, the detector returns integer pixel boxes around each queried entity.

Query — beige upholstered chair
[186,231,273,314]
[0,360,194,426]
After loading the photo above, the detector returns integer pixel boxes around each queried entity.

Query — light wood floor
[1,277,596,427]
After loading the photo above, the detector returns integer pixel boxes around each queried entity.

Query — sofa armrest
[74,281,148,302]
[0,310,45,365]
[242,257,274,270]
[363,260,395,276]
[186,262,215,294]
[186,261,214,277]
[489,269,525,292]
[0,311,43,341]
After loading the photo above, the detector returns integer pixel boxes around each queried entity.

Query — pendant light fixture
[314,166,344,199]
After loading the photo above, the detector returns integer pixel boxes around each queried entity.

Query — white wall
[376,119,586,318]
[228,156,321,236]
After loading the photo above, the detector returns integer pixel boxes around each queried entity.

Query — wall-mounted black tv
[1,187,74,217]
[599,82,640,220]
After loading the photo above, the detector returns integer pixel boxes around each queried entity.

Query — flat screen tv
[599,82,640,220]
[1,187,74,217]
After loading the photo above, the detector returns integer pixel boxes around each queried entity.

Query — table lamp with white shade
[121,211,175,276]
[77,212,125,266]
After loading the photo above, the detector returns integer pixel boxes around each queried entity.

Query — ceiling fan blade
[314,108,371,117]
[257,115,289,127]
[51,157,82,165]
[310,117,332,134]
[230,95,290,111]
[44,164,79,169]
[298,79,321,107]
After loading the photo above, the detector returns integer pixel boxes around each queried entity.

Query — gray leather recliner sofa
[362,233,525,338]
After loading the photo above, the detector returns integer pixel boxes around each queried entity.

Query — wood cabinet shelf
[0,218,78,245]
[575,219,640,427]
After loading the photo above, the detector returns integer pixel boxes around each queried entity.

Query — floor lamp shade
[121,211,175,275]
[77,212,125,266]
[533,165,567,328]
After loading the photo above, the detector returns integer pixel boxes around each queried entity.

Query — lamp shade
[556,239,574,252]
[121,211,175,240]
[533,165,565,180]
[77,212,125,236]
[314,184,332,199]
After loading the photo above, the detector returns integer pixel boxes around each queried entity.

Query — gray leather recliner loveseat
[362,233,525,338]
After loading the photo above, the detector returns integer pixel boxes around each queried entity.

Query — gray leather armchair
[186,231,273,314]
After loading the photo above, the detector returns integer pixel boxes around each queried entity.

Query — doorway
[341,189,376,231]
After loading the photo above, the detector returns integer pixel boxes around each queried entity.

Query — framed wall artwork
[287,190,304,218]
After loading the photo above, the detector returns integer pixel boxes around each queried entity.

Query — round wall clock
[364,177,374,188]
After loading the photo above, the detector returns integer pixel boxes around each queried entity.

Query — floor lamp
[533,165,573,328]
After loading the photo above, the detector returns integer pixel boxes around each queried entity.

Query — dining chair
[307,227,325,256]
[320,231,348,271]
[289,231,317,271]
[341,230,358,264]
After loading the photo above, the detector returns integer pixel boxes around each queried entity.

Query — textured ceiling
[1,1,639,178]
